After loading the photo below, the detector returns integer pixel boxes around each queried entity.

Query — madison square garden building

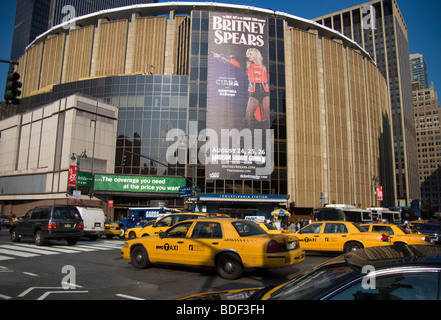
[0,3,396,219]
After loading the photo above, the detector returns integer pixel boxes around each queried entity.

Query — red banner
[376,186,383,201]
[68,165,77,188]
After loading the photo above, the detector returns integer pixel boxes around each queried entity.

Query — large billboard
[94,174,186,193]
[205,12,273,181]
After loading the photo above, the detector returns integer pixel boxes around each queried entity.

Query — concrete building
[0,2,396,219]
[314,0,419,207]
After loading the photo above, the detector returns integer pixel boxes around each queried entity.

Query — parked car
[0,214,13,229]
[179,244,441,300]
[122,218,305,279]
[10,206,84,246]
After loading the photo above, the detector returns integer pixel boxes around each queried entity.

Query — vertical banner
[68,165,77,188]
[376,186,383,202]
[206,12,271,181]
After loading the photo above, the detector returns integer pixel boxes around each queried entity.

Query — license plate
[95,222,101,227]
[284,257,291,263]
[64,224,71,228]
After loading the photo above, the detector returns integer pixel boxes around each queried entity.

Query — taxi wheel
[131,246,151,269]
[128,231,137,239]
[216,252,244,280]
[344,241,363,253]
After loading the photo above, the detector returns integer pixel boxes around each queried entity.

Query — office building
[314,0,419,207]
[413,82,441,212]
[410,53,429,89]
[0,3,396,219]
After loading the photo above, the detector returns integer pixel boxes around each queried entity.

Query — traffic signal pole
[1,59,21,105]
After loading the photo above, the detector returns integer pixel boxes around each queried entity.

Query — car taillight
[47,222,57,229]
[78,222,84,230]
[267,240,281,253]
[424,236,431,243]
[380,234,388,242]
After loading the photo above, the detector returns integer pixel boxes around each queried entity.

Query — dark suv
[10,206,84,246]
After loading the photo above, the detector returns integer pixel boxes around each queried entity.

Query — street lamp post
[71,149,87,192]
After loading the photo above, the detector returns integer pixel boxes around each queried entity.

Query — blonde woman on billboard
[212,48,270,128]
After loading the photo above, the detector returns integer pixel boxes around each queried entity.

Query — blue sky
[1,0,440,101]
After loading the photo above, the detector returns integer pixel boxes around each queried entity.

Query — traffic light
[4,68,22,105]
[121,154,128,167]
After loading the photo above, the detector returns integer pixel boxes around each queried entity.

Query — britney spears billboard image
[206,12,273,181]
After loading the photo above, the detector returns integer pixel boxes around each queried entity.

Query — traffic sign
[179,193,192,198]
[179,186,192,192]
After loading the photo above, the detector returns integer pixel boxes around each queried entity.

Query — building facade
[1,3,396,219]
[314,0,419,206]
[413,82,441,212]
[10,0,157,60]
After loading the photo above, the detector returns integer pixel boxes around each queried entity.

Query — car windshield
[232,221,266,237]
[267,264,354,300]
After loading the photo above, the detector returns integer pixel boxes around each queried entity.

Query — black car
[0,214,12,229]
[10,206,84,246]
[417,223,441,244]
[181,244,441,300]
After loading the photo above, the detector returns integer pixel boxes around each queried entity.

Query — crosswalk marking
[0,240,123,261]
[0,245,60,255]
[0,248,39,258]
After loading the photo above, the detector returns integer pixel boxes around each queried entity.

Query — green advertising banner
[94,174,186,193]
[77,172,94,187]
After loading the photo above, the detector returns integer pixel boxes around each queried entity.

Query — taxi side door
[148,221,193,264]
[184,221,223,267]
[322,222,349,251]
[297,222,323,250]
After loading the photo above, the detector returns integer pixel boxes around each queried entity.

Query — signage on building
[68,165,77,188]
[376,186,383,201]
[93,174,185,194]
[206,12,272,181]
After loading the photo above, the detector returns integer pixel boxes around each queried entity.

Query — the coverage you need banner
[206,12,272,181]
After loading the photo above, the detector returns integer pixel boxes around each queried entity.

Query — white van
[76,207,106,240]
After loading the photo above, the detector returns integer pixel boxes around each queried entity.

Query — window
[165,222,193,238]
[329,271,440,300]
[300,223,322,234]
[372,225,394,235]
[323,223,348,234]
[232,221,266,237]
[156,216,174,227]
[191,222,222,239]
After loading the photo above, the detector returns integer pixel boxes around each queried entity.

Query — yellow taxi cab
[360,223,433,245]
[257,222,292,235]
[124,213,228,239]
[121,218,305,280]
[104,221,123,239]
[295,221,391,253]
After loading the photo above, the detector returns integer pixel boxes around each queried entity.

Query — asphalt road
[0,228,334,301]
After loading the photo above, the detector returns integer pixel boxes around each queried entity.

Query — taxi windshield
[267,264,354,300]
[232,221,266,237]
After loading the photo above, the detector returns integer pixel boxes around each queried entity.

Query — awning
[271,209,291,217]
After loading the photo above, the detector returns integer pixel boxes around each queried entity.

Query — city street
[0,228,332,301]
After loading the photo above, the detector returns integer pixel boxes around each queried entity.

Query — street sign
[179,193,192,198]
[179,186,192,192]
